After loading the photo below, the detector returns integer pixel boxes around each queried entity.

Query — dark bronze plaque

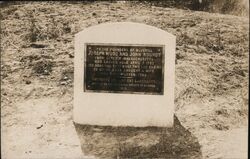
[84,44,164,95]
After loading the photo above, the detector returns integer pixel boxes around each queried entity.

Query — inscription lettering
[84,44,164,94]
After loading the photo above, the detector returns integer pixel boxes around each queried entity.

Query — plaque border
[83,43,165,95]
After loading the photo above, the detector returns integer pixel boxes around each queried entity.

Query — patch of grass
[25,12,71,43]
[32,60,53,75]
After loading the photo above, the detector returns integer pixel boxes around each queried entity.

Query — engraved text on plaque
[84,44,164,95]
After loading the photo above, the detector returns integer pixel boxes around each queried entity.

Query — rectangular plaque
[84,44,164,95]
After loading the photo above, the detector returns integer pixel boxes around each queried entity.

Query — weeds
[29,16,39,42]
[26,12,71,43]
[32,60,53,75]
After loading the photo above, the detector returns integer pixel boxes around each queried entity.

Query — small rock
[36,124,43,129]
[30,43,48,48]
[25,80,31,85]
[63,76,68,80]
[60,81,67,85]
[14,10,25,19]
[237,70,245,77]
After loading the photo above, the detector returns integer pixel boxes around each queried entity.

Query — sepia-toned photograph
[1,1,249,158]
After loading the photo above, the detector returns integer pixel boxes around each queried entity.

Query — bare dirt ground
[1,1,249,158]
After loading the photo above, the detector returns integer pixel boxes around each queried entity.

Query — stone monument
[74,22,176,127]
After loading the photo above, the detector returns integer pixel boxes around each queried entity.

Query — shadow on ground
[74,115,202,158]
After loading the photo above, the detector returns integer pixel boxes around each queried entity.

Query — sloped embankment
[1,1,248,158]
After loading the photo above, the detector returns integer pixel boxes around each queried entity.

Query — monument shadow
[74,115,202,159]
